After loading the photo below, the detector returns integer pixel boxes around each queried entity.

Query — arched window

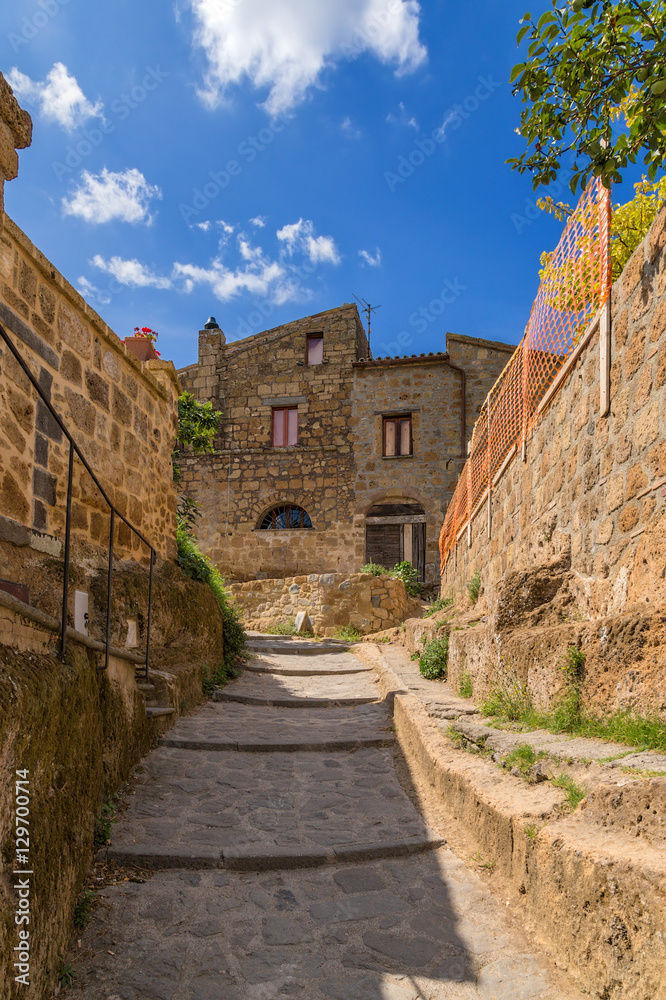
[259,504,313,530]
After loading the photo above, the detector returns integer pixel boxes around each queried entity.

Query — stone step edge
[103,834,444,872]
[244,664,372,677]
[214,692,380,708]
[159,736,394,753]
[247,646,351,657]
[145,707,175,718]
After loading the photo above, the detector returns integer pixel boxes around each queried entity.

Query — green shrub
[334,625,364,642]
[360,562,388,576]
[73,888,94,930]
[93,797,118,847]
[467,569,481,604]
[424,595,453,617]
[418,636,449,680]
[176,526,247,666]
[265,621,298,635]
[481,670,532,722]
[389,560,422,597]
[459,669,473,699]
[201,662,240,695]
[503,743,546,776]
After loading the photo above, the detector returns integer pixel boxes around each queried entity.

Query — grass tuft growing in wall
[425,595,454,617]
[334,625,364,642]
[458,669,474,699]
[481,654,666,752]
[265,622,299,635]
[467,570,481,604]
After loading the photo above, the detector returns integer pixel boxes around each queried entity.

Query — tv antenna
[353,294,381,345]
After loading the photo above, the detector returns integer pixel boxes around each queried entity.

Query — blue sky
[0,0,636,370]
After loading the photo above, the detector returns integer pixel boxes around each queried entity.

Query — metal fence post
[59,444,74,658]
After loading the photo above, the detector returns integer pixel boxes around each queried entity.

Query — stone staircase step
[248,641,352,656]
[145,706,175,719]
[213,691,379,708]
[160,734,393,753]
[106,833,445,872]
[245,660,371,676]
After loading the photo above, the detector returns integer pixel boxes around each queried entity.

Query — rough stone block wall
[0,563,224,1000]
[228,572,422,636]
[179,305,367,580]
[0,215,180,568]
[352,357,466,583]
[441,207,666,717]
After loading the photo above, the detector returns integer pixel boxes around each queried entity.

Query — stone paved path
[66,636,583,1000]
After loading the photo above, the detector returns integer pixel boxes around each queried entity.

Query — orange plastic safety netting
[439,177,612,568]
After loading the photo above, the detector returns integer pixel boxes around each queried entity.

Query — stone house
[178,305,514,584]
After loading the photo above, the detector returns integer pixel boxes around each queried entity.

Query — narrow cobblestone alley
[64,637,583,1000]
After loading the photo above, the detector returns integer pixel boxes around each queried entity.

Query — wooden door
[366,524,403,569]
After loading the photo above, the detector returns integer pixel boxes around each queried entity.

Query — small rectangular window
[272,407,298,447]
[383,416,412,457]
[307,334,324,365]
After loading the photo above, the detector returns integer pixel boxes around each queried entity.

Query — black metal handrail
[0,321,155,678]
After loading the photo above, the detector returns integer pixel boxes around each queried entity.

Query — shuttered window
[383,416,412,456]
[272,407,298,447]
[307,335,324,365]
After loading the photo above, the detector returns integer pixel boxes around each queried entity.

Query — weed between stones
[481,652,666,752]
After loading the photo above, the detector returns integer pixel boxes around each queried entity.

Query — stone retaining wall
[229,572,423,636]
[0,563,224,1000]
[440,206,666,717]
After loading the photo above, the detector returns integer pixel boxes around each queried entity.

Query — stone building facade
[178,307,514,584]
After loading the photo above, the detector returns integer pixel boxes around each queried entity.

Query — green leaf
[651,80,666,95]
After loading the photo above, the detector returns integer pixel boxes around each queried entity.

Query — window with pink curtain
[307,335,324,365]
[272,407,298,447]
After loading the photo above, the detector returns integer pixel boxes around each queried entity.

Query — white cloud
[435,109,458,142]
[173,257,286,302]
[91,255,173,289]
[187,0,426,115]
[386,100,418,130]
[6,63,103,131]
[81,219,341,308]
[359,248,382,267]
[218,220,235,234]
[250,215,267,227]
[62,168,162,225]
[342,116,361,138]
[195,220,212,232]
[276,218,341,266]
